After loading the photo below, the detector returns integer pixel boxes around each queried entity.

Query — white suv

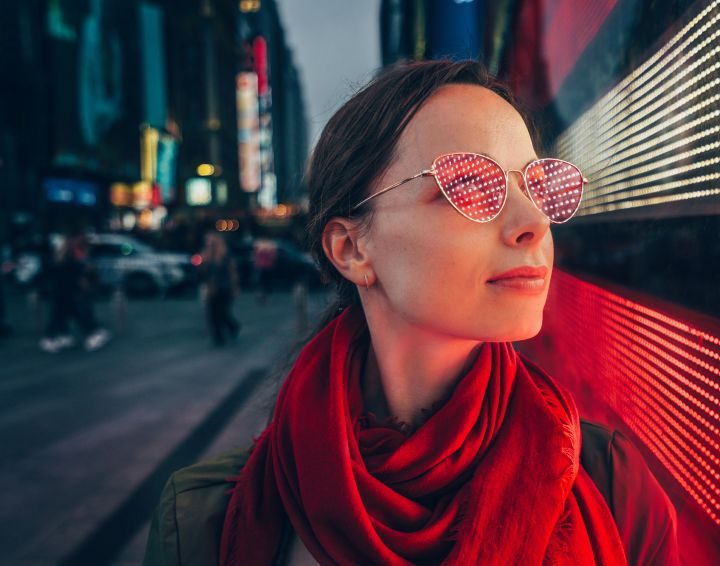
[87,234,191,296]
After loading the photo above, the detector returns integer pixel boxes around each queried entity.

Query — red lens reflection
[525,159,583,223]
[433,153,507,222]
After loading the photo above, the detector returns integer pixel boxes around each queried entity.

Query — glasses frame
[351,152,589,224]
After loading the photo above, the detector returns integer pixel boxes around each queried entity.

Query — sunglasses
[352,152,587,224]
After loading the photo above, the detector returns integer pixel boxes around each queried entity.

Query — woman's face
[363,84,554,342]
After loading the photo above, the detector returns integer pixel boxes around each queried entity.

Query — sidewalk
[0,289,332,565]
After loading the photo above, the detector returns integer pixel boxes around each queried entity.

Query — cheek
[370,212,495,314]
[372,215,446,292]
[369,212,555,340]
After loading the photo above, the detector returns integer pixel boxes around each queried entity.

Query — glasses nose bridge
[505,168,529,196]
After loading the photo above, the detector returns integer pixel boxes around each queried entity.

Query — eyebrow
[474,152,541,170]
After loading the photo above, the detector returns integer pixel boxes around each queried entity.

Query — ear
[321,217,373,288]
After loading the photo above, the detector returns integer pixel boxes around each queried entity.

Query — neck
[361,305,483,430]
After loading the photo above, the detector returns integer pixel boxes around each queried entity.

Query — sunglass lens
[524,159,583,223]
[434,154,507,222]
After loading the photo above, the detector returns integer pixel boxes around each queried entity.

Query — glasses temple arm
[351,169,434,211]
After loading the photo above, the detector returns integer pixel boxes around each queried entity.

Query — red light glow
[520,270,720,528]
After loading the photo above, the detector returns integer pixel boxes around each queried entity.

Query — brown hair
[305,59,533,327]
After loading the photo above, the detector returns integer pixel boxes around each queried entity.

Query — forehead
[397,84,537,171]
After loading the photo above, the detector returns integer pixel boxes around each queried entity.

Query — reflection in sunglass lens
[434,154,507,222]
[525,159,583,223]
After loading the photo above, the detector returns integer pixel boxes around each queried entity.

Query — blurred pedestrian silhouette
[39,235,110,353]
[253,238,277,305]
[200,232,241,346]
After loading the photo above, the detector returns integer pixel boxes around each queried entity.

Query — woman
[144,61,678,565]
[200,232,241,346]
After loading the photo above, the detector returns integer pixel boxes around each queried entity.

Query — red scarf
[220,305,627,565]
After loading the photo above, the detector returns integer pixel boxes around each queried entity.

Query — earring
[364,274,370,290]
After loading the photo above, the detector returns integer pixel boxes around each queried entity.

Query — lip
[487,265,549,282]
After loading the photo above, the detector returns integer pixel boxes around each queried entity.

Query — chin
[510,316,544,342]
[477,313,544,342]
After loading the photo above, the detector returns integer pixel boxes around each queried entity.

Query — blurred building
[381,1,720,562]
[380,0,486,64]
[0,0,308,244]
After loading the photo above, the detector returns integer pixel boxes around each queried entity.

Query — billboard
[236,72,261,192]
[47,0,141,177]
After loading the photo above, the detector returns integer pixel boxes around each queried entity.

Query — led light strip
[578,187,720,216]
[564,293,720,520]
[557,1,720,153]
[595,137,720,189]
[613,361,720,494]
[582,170,720,206]
[578,51,720,169]
[624,406,719,524]
[590,47,720,150]
[564,1,720,147]
[551,2,720,217]
[603,317,720,445]
[559,26,720,156]
[614,371,720,519]
[583,156,720,203]
[582,111,719,185]
[522,271,720,525]
[565,301,720,453]
[565,303,720,519]
[581,87,720,182]
[597,294,720,376]
[605,314,720,414]
[603,291,720,348]
[602,300,720,394]
[612,357,720,504]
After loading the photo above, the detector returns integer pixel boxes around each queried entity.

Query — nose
[500,170,551,245]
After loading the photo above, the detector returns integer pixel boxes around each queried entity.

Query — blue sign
[43,178,98,206]
[430,0,483,61]
[156,135,178,203]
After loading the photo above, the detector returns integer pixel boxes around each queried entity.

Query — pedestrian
[39,235,110,353]
[252,238,277,304]
[145,60,678,565]
[200,232,241,346]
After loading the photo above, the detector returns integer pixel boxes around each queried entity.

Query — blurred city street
[0,289,331,565]
[1,0,718,564]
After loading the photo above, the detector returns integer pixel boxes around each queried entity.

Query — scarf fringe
[443,471,479,564]
[543,505,575,566]
[538,382,580,496]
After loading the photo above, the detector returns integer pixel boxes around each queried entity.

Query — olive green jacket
[143,421,679,565]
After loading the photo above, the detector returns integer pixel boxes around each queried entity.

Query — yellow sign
[110,183,132,207]
[239,0,260,13]
[140,125,159,182]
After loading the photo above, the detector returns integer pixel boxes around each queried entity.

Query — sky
[274,0,382,146]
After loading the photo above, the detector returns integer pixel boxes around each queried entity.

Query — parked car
[88,234,191,296]
[11,234,192,297]
[271,239,325,289]
[224,238,324,290]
